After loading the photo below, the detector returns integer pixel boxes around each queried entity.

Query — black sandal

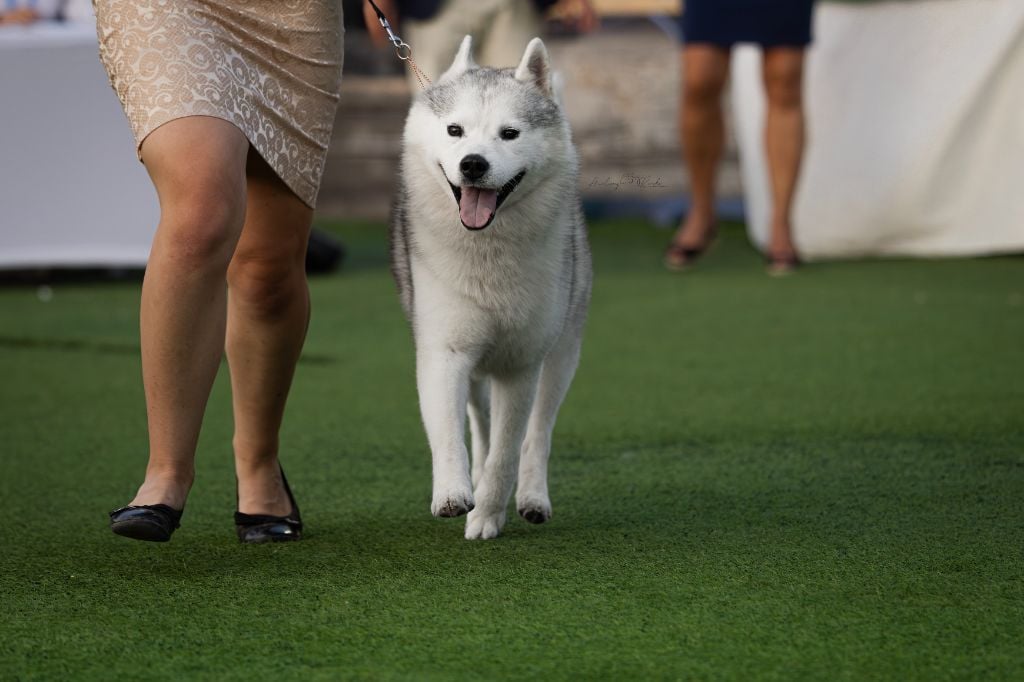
[765,251,802,276]
[664,224,719,272]
[235,465,303,543]
[109,503,183,542]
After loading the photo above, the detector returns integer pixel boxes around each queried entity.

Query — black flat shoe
[109,504,183,542]
[235,465,303,544]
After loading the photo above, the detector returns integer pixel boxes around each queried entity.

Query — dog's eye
[500,128,520,141]
[447,124,463,138]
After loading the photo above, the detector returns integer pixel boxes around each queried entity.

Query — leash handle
[365,0,432,88]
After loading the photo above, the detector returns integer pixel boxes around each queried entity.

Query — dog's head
[404,36,572,231]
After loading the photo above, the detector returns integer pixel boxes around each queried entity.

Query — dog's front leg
[417,347,476,517]
[465,365,542,539]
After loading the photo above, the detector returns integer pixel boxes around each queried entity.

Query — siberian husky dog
[390,36,592,540]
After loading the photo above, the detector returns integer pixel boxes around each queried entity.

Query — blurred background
[329,0,698,224]
[3,0,1021,274]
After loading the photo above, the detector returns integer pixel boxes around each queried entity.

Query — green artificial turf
[1,220,1022,680]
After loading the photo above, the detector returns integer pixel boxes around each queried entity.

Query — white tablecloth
[732,0,1024,259]
[0,21,158,269]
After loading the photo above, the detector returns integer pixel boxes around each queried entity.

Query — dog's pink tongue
[459,186,497,228]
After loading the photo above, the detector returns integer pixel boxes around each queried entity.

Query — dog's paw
[431,486,475,518]
[464,508,506,540]
[516,494,552,525]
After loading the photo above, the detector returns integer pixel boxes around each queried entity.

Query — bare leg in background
[762,46,806,262]
[668,44,730,261]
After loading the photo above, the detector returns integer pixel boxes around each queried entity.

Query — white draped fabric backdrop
[733,0,1024,259]
[0,21,158,269]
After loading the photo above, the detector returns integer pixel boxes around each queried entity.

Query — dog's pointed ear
[515,37,553,97]
[440,35,476,81]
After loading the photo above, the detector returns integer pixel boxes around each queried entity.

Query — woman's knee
[145,118,250,268]
[682,46,729,106]
[151,180,246,274]
[763,51,805,109]
[227,250,307,318]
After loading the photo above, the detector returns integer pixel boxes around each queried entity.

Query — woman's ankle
[234,455,292,516]
[675,212,717,244]
[129,464,194,509]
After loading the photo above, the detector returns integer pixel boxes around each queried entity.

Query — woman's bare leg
[129,116,250,509]
[672,44,731,251]
[762,47,806,259]
[226,153,314,516]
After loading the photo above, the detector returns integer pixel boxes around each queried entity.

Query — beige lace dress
[94,0,344,208]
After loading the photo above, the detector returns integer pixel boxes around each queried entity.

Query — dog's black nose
[460,154,489,181]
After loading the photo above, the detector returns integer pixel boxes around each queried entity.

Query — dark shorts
[681,0,815,48]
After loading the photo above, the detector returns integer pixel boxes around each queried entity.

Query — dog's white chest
[411,247,565,362]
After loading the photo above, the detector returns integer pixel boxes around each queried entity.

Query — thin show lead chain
[365,0,433,89]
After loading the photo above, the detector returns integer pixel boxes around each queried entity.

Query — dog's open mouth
[448,170,527,230]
